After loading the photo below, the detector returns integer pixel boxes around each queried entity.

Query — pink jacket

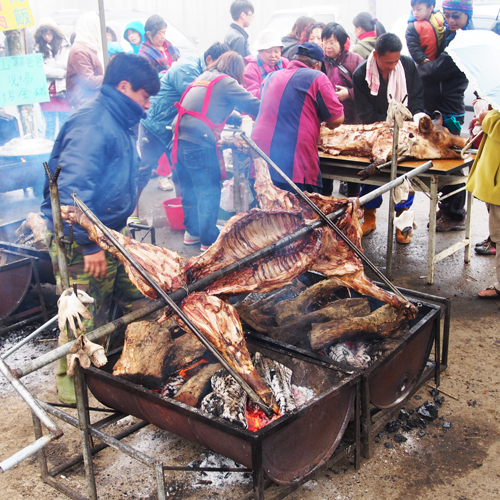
[243,56,290,99]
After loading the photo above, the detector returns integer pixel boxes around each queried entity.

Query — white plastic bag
[220,177,254,212]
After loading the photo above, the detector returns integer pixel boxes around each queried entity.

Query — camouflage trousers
[46,229,144,346]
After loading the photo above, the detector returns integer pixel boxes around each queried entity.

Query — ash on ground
[188,451,251,488]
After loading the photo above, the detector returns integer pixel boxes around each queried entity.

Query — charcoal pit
[84,338,359,485]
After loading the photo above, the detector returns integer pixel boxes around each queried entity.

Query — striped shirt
[252,60,344,187]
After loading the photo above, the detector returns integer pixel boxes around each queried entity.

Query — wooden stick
[426,383,459,401]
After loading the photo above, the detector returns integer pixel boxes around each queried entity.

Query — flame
[178,358,208,379]
[245,401,281,432]
[21,157,26,162]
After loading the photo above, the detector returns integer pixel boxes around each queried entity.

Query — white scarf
[365,51,407,104]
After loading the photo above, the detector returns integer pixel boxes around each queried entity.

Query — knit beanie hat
[442,0,473,16]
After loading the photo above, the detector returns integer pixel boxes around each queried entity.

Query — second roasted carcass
[177,292,278,413]
[252,157,416,317]
[318,114,467,166]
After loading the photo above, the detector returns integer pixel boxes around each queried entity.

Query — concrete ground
[0,177,498,500]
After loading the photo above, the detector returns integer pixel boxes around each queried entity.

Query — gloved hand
[67,335,108,376]
[413,112,429,125]
[57,288,94,338]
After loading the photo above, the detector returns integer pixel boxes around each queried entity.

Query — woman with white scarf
[66,11,104,110]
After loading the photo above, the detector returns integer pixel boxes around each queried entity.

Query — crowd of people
[22,0,498,402]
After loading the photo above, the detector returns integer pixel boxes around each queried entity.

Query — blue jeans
[176,140,221,246]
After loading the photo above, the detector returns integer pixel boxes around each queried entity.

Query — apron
[172,74,229,179]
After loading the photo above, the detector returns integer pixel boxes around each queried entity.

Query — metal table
[319,153,474,284]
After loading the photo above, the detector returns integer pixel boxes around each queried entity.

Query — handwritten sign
[0,54,49,107]
[0,0,34,31]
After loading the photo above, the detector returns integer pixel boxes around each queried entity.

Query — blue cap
[297,42,324,63]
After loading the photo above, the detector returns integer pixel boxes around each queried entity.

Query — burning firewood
[253,352,296,414]
[174,363,222,407]
[112,318,207,390]
[309,304,409,351]
[201,369,248,428]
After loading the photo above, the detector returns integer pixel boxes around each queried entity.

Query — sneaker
[200,244,210,252]
[339,181,348,196]
[475,240,496,255]
[184,231,200,245]
[435,215,466,232]
[158,176,174,191]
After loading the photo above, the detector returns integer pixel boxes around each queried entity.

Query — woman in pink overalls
[171,51,260,251]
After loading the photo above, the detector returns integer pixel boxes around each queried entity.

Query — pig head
[408,112,468,159]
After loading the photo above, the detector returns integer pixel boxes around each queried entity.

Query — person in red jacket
[406,0,446,64]
[243,30,289,99]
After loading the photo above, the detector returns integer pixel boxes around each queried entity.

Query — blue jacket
[41,85,145,254]
[123,21,145,54]
[142,55,205,148]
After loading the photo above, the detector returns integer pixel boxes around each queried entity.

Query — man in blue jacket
[41,53,160,403]
[130,42,230,223]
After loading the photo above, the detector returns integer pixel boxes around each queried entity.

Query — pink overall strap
[171,75,229,165]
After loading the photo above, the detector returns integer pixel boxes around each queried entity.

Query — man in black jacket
[352,34,425,243]
[353,33,425,124]
[41,53,160,404]
[224,0,254,58]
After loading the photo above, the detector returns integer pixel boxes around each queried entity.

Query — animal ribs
[184,209,322,296]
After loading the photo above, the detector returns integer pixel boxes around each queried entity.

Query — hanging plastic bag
[220,177,254,212]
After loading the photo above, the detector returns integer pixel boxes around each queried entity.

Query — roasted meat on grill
[61,206,187,299]
[251,158,416,318]
[178,292,279,413]
[318,114,467,166]
[184,209,322,296]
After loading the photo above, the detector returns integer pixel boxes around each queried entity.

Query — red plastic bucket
[162,197,185,231]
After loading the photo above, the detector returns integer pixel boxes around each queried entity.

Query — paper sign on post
[0,0,35,31]
[0,54,50,107]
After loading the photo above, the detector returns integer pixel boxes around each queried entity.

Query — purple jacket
[324,50,363,124]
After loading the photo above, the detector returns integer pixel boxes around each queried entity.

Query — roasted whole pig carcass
[318,114,467,166]
[61,206,187,298]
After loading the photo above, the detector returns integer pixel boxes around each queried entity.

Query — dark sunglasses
[443,12,464,20]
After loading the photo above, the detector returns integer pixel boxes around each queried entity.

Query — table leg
[464,189,473,263]
[427,176,439,285]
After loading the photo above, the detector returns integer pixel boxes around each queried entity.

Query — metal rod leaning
[240,132,412,301]
[71,193,275,418]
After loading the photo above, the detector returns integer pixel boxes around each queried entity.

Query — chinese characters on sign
[0,54,50,107]
[0,0,35,31]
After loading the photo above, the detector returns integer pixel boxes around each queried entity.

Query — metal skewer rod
[240,132,412,301]
[71,194,275,418]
